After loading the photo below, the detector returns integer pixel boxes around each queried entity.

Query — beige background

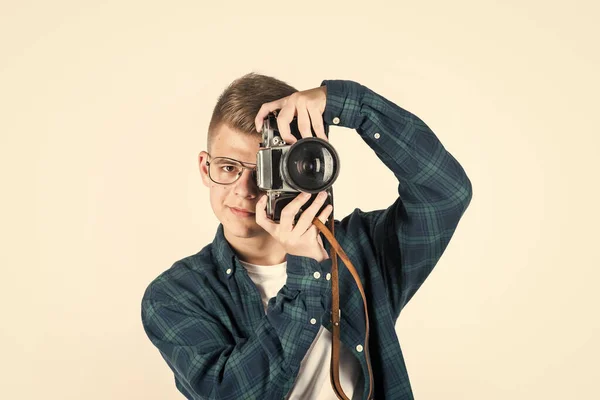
[1,0,598,399]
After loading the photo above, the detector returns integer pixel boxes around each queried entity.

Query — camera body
[256,112,339,222]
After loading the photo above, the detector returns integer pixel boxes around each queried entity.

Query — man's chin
[223,221,266,239]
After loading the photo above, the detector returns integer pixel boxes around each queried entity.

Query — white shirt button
[226,268,232,275]
[310,318,317,325]
[356,344,363,352]
[332,117,340,125]
[374,132,381,139]
[326,273,331,281]
[313,271,321,279]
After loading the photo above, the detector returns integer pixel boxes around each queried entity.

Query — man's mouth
[228,207,255,218]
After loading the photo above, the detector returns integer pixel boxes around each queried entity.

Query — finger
[293,191,329,233]
[300,224,320,242]
[316,232,325,247]
[254,194,277,234]
[307,107,327,140]
[255,99,286,132]
[279,192,312,233]
[276,98,297,144]
[317,203,333,224]
[296,104,313,139]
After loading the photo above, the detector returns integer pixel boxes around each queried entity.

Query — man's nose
[233,169,258,198]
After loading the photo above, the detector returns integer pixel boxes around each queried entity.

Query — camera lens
[282,138,340,192]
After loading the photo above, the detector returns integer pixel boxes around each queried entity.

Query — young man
[141,73,473,399]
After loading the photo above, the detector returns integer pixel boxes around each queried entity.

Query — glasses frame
[205,153,257,185]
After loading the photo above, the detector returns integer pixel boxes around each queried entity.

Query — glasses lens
[209,158,243,184]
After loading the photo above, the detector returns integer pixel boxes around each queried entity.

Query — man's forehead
[211,127,260,160]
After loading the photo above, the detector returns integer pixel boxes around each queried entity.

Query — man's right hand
[255,191,333,263]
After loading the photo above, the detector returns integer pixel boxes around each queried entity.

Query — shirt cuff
[285,254,332,296]
[320,79,366,130]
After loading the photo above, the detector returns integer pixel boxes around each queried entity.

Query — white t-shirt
[239,260,364,400]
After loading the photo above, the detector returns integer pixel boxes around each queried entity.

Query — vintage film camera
[256,111,340,222]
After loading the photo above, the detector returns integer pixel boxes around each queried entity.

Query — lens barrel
[281,138,340,192]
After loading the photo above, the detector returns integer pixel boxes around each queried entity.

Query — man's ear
[198,151,211,187]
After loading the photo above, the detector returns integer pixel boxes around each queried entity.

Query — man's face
[198,124,267,240]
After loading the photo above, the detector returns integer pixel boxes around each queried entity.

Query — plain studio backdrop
[1,1,598,399]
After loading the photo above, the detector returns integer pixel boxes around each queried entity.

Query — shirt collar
[210,223,336,279]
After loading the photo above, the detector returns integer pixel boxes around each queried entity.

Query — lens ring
[281,138,340,192]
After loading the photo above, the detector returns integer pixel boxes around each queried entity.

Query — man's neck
[224,230,287,266]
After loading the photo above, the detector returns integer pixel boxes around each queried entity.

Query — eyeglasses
[205,154,257,185]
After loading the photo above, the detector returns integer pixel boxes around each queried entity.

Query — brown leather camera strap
[313,216,374,400]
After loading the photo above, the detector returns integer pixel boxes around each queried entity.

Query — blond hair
[207,72,298,151]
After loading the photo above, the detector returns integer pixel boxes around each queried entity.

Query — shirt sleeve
[141,255,333,400]
[319,79,473,319]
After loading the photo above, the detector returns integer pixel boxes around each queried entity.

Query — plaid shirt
[141,79,473,399]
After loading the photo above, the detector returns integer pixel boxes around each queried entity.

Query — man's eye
[221,165,237,173]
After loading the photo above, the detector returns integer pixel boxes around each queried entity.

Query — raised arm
[320,79,473,319]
